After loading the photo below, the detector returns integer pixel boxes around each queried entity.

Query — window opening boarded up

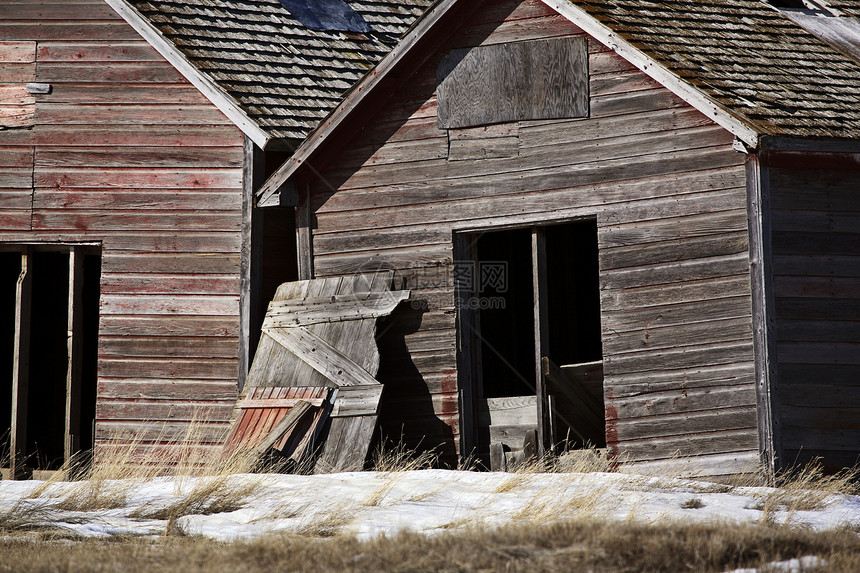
[437,36,589,129]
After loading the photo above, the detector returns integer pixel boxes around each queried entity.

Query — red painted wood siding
[307,0,758,471]
[0,0,246,454]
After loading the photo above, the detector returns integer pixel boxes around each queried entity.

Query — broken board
[222,386,334,463]
[244,273,409,472]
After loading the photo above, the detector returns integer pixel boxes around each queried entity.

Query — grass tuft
[681,497,705,509]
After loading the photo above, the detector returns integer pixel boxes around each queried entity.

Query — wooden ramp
[242,273,409,472]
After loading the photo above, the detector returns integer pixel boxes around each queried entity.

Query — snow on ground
[1,469,859,541]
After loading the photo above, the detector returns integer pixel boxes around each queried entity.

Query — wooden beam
[746,154,783,476]
[251,400,313,458]
[10,247,31,480]
[759,136,860,153]
[64,247,84,464]
[532,227,549,457]
[263,291,410,327]
[238,397,327,409]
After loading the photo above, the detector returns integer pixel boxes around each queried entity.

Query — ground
[2,462,860,571]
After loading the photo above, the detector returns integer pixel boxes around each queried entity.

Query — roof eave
[104,0,272,149]
[542,0,762,148]
[256,0,461,206]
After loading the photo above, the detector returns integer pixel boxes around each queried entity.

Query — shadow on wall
[374,299,457,468]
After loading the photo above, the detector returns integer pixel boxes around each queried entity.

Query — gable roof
[106,0,434,148]
[256,0,860,203]
[561,0,860,140]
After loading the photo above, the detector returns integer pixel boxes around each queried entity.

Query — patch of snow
[1,470,859,541]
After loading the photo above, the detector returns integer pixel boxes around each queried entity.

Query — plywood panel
[437,36,588,128]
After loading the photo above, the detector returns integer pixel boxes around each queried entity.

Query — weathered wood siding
[768,152,860,470]
[307,0,758,471]
[0,0,245,456]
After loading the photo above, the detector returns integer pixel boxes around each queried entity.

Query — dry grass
[2,519,860,572]
[132,475,265,522]
[369,440,439,474]
[296,503,357,538]
[0,500,57,532]
[752,462,860,526]
[681,497,705,509]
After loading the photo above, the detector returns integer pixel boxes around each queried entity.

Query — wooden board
[221,386,333,461]
[245,273,409,472]
[437,36,588,128]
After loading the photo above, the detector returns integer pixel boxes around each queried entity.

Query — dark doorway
[250,206,298,363]
[474,227,535,398]
[457,219,605,466]
[26,251,70,470]
[0,252,20,464]
[544,221,605,449]
[1,245,101,476]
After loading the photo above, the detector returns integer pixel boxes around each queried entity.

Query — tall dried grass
[753,462,860,526]
[3,518,860,572]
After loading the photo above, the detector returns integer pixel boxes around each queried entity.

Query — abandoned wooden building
[255,0,860,475]
[0,0,431,477]
[2,0,859,477]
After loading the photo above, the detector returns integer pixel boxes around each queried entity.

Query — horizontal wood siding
[306,0,756,469]
[0,0,245,454]
[768,154,860,470]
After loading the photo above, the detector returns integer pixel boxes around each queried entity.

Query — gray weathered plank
[437,36,588,128]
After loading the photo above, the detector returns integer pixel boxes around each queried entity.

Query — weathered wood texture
[0,1,245,452]
[304,0,756,470]
[245,274,407,471]
[437,36,588,128]
[221,386,334,463]
[767,153,860,470]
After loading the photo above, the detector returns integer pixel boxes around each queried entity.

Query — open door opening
[0,252,20,467]
[544,221,605,451]
[457,220,605,469]
[1,245,100,478]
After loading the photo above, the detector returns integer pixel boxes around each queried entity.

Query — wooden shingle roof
[113,0,433,144]
[563,0,860,140]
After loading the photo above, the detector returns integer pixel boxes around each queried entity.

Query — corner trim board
[746,154,783,475]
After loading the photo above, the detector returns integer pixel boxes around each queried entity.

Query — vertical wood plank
[11,247,32,479]
[64,246,84,463]
[532,227,549,457]
[296,179,314,280]
[240,136,265,391]
[746,154,782,476]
